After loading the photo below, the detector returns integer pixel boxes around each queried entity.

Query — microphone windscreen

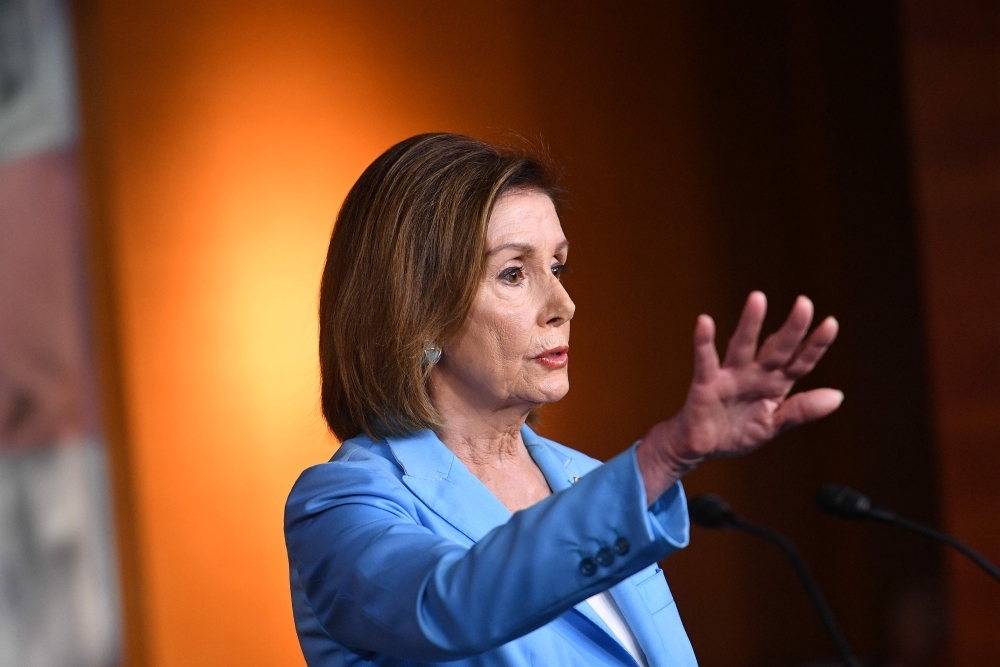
[816,484,872,520]
[689,494,737,528]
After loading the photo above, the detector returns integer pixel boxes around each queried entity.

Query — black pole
[878,514,1000,584]
[689,494,862,667]
[733,517,862,667]
[816,484,1000,584]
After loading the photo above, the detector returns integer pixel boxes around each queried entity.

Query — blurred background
[0,1,996,666]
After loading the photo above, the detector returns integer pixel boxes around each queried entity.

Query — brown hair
[319,133,560,441]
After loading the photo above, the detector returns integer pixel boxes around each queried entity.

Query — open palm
[681,291,841,458]
[637,292,842,502]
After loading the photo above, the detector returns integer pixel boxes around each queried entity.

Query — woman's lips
[534,346,569,369]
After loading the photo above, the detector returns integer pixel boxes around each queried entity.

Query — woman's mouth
[533,346,569,369]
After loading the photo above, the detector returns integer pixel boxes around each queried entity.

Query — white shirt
[586,591,649,667]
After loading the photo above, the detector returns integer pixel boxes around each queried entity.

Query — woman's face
[431,189,575,417]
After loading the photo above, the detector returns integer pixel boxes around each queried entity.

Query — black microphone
[816,484,1000,584]
[690,494,862,667]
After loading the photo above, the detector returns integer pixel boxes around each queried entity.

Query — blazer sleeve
[284,443,689,661]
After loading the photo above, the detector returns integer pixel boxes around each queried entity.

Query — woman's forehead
[487,190,566,251]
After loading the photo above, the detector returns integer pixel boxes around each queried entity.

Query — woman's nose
[543,278,575,326]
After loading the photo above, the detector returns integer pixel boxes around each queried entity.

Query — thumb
[773,388,844,432]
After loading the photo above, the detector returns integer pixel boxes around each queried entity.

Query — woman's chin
[531,377,570,405]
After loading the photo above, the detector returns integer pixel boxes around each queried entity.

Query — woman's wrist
[636,417,705,506]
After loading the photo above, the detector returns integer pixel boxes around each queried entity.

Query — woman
[285,134,842,666]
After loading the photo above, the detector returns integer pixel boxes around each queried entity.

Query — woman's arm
[287,291,839,658]
[285,444,687,661]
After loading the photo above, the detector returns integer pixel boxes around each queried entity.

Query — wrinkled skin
[429,189,573,511]
[429,189,841,510]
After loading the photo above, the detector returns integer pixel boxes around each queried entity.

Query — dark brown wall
[524,4,943,666]
[902,2,1000,665]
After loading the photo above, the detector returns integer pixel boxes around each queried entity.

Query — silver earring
[422,343,442,367]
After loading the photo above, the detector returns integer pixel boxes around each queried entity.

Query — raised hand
[636,291,842,505]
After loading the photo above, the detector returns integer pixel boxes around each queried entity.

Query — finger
[723,291,767,368]
[756,295,814,370]
[693,314,720,382]
[773,388,844,432]
[785,316,839,379]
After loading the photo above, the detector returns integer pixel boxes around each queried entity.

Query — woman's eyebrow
[486,242,535,257]
[486,239,569,257]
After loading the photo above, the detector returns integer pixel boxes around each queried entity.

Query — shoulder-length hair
[319,133,560,441]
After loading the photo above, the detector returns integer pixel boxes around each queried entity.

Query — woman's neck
[436,409,527,474]
[435,408,551,512]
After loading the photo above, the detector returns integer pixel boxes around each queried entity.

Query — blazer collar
[385,425,579,543]
[387,428,510,543]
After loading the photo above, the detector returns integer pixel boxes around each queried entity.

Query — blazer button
[579,557,598,577]
[596,547,615,567]
[614,537,630,556]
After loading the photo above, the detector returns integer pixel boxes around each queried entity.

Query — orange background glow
[77,3,550,665]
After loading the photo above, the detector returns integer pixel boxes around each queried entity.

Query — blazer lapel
[568,600,643,666]
[387,429,511,543]
[609,578,668,667]
[520,425,581,493]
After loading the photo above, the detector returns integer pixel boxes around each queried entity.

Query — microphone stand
[816,484,1000,584]
[731,516,863,667]
[871,510,1000,584]
[690,494,862,667]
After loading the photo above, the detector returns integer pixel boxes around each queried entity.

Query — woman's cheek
[497,316,533,363]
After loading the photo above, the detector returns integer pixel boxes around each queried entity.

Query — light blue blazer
[285,424,699,666]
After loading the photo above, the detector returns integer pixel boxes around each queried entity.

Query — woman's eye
[551,263,570,280]
[500,266,525,284]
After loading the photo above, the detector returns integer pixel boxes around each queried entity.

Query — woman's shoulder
[299,433,404,482]
[284,434,414,525]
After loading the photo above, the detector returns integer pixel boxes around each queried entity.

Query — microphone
[690,494,862,667]
[816,484,1000,584]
